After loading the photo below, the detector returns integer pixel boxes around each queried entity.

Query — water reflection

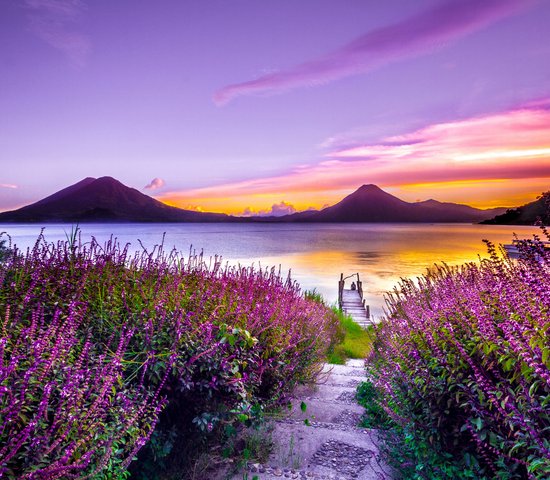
[0,223,540,318]
[227,224,539,318]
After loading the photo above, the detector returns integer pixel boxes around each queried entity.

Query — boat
[503,240,550,260]
[503,243,521,259]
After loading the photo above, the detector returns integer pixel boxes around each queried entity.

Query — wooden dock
[338,273,371,328]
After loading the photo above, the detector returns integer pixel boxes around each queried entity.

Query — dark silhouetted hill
[270,185,506,223]
[481,192,550,225]
[0,177,232,223]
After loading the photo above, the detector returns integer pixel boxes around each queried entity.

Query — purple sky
[1,0,549,213]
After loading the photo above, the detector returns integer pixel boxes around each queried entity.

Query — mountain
[272,185,507,223]
[0,178,511,224]
[0,177,232,223]
[413,199,507,223]
[481,192,550,225]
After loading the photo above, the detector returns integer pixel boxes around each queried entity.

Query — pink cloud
[269,201,296,216]
[334,107,550,164]
[161,101,550,205]
[24,0,90,67]
[0,184,18,189]
[241,201,297,217]
[144,177,166,190]
[214,0,533,105]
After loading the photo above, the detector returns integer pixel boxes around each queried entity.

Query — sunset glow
[159,104,550,214]
[1,0,550,214]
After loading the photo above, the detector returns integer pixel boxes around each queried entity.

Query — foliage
[327,308,371,364]
[364,228,550,479]
[0,232,340,478]
[303,289,325,305]
[221,420,274,466]
[356,381,392,429]
[0,233,13,263]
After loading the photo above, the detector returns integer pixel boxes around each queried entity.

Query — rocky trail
[218,359,393,480]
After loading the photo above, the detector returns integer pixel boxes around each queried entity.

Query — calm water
[0,223,540,318]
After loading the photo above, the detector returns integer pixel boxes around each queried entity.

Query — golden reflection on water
[234,224,541,318]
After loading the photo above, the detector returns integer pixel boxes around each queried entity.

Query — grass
[327,308,372,364]
[302,290,372,364]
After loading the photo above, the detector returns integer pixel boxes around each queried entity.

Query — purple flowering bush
[0,234,340,478]
[0,303,161,479]
[365,229,550,479]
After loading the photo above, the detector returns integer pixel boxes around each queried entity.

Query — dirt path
[227,359,393,480]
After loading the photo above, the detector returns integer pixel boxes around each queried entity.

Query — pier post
[338,273,344,310]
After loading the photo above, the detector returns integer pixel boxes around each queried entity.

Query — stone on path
[226,359,393,480]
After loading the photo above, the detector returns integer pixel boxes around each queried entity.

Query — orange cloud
[159,103,550,212]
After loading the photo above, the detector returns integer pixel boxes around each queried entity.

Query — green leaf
[529,380,540,397]
[300,401,307,413]
[527,458,546,472]
[509,441,526,455]
[237,413,248,422]
[472,417,483,430]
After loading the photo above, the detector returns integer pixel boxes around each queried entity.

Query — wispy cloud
[0,184,18,189]
[24,0,90,67]
[214,0,533,105]
[160,100,550,211]
[144,177,166,190]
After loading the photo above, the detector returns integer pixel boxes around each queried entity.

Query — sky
[1,0,549,215]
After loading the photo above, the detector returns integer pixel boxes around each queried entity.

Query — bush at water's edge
[362,228,550,479]
[0,233,340,479]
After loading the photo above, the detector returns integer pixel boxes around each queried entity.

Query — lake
[0,223,540,318]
